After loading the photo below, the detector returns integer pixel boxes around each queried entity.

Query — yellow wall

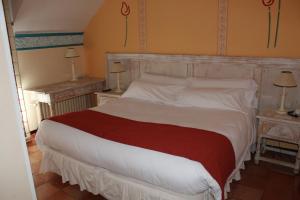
[227,0,300,57]
[84,0,140,77]
[18,46,86,89]
[84,0,300,78]
[146,0,218,54]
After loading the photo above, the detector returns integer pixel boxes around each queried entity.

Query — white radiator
[39,94,96,119]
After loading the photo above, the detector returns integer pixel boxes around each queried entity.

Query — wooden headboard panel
[106,53,300,110]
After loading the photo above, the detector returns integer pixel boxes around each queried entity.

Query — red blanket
[49,110,235,197]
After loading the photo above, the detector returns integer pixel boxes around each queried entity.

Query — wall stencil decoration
[138,0,147,51]
[274,0,281,48]
[217,0,229,55]
[15,32,84,51]
[262,0,281,48]
[262,0,275,48]
[121,0,131,47]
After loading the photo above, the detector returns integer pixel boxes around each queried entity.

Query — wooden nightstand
[95,91,124,106]
[255,110,300,173]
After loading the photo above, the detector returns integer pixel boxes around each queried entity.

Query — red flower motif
[121,1,130,16]
[262,0,275,7]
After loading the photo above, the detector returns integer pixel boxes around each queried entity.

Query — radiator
[39,94,96,119]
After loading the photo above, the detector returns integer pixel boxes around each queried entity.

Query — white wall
[18,46,87,131]
[0,2,36,199]
[13,0,103,32]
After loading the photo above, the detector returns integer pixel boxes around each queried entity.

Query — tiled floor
[27,137,300,200]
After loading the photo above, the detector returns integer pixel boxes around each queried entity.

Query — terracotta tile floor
[27,137,300,200]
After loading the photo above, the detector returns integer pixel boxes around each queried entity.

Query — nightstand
[255,110,300,173]
[95,91,124,106]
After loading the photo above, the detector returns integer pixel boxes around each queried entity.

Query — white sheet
[36,97,255,200]
[40,147,213,200]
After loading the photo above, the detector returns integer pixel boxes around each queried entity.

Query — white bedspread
[36,97,255,200]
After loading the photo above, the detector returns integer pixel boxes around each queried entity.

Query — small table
[26,77,104,117]
[95,90,124,106]
[255,110,300,173]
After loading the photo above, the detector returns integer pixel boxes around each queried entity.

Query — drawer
[258,120,300,150]
[52,83,103,102]
[98,96,119,106]
[52,89,75,102]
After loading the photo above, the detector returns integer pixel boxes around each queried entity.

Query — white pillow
[175,88,247,111]
[140,73,187,86]
[187,78,258,108]
[122,80,184,104]
[187,78,257,90]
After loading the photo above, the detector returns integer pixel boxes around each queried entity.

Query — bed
[36,53,261,200]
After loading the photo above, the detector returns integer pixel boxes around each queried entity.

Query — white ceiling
[11,0,103,33]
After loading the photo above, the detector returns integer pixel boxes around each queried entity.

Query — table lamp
[64,48,80,81]
[273,71,297,114]
[110,62,126,93]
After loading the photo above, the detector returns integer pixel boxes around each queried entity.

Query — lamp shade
[64,48,79,58]
[273,71,297,87]
[110,62,125,73]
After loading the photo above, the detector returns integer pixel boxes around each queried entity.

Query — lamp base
[71,60,77,81]
[71,77,78,82]
[276,109,287,115]
[276,87,287,115]
[113,88,123,93]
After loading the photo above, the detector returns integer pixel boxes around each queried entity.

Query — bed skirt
[39,146,251,200]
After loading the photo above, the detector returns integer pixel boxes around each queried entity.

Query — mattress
[36,97,255,199]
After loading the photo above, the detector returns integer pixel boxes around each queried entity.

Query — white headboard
[106,53,300,111]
